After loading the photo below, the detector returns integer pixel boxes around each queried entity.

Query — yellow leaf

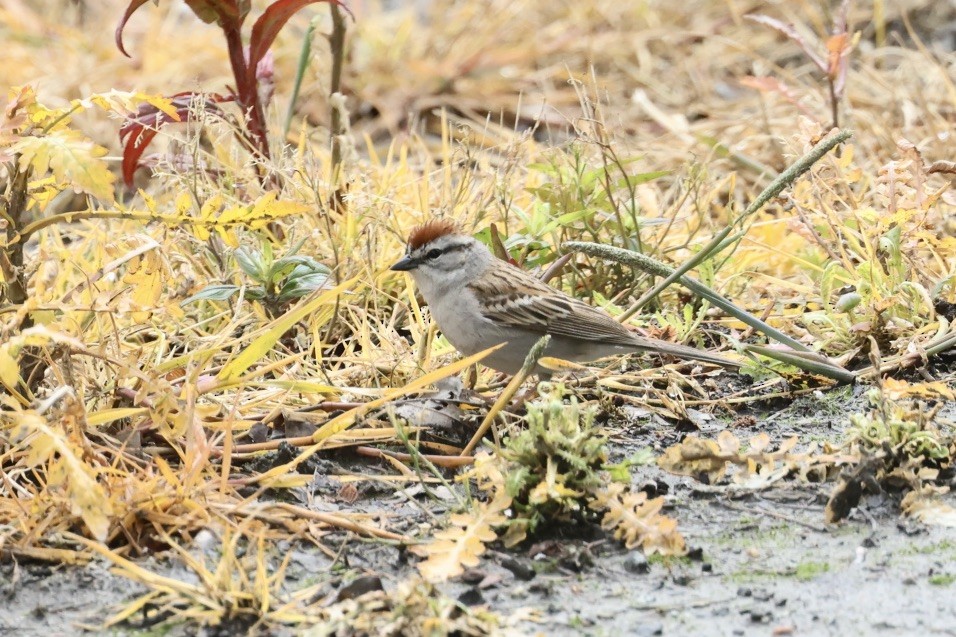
[153,456,182,489]
[190,193,307,247]
[176,190,195,216]
[256,473,312,489]
[528,479,582,505]
[538,356,588,373]
[836,143,854,169]
[0,343,19,389]
[247,343,507,489]
[8,407,113,540]
[596,486,686,556]
[748,433,771,453]
[122,251,165,323]
[140,189,157,213]
[902,490,956,527]
[247,192,309,229]
[717,430,740,455]
[658,435,728,483]
[411,493,510,581]
[14,325,86,351]
[26,176,59,210]
[18,86,71,130]
[87,408,149,427]
[882,378,955,401]
[81,90,180,121]
[262,379,339,394]
[12,129,115,202]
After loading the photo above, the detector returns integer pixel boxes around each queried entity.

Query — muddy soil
[3,388,955,637]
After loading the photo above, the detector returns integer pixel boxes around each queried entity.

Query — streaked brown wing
[468,263,638,346]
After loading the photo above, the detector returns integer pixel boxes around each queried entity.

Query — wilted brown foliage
[1,0,955,631]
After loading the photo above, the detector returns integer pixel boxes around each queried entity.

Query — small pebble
[624,552,649,574]
[457,587,484,606]
[334,575,384,602]
[750,610,772,623]
[500,556,536,581]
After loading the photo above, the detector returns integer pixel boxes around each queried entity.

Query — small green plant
[826,383,955,523]
[805,220,936,355]
[491,385,685,555]
[517,145,667,273]
[494,383,611,541]
[788,137,954,367]
[182,237,330,316]
[412,384,686,581]
[846,388,952,462]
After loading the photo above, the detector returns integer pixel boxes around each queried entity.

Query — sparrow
[391,219,738,377]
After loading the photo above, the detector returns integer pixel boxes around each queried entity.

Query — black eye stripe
[438,242,469,254]
[417,241,469,261]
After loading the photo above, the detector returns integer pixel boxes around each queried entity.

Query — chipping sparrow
[391,220,738,376]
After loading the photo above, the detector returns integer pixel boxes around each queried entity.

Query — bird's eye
[426,248,442,260]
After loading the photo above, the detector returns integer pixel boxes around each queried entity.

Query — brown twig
[356,445,474,468]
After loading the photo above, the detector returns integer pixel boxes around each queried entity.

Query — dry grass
[2,0,955,631]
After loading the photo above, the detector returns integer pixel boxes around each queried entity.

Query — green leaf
[245,286,267,301]
[235,247,265,282]
[260,238,274,263]
[615,170,669,190]
[181,284,241,305]
[272,254,323,270]
[270,254,325,282]
[284,235,308,256]
[835,291,862,313]
[605,448,657,482]
[277,270,331,303]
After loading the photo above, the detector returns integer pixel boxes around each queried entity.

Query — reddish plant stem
[222,24,271,165]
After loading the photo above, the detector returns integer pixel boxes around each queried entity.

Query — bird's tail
[632,336,741,369]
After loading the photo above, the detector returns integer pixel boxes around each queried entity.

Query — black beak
[390,256,418,272]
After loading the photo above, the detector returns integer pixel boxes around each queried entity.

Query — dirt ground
[2,1,955,635]
[3,385,955,637]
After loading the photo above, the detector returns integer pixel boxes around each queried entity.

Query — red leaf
[115,0,152,57]
[120,126,159,187]
[247,0,351,89]
[117,1,250,56]
[118,93,231,186]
